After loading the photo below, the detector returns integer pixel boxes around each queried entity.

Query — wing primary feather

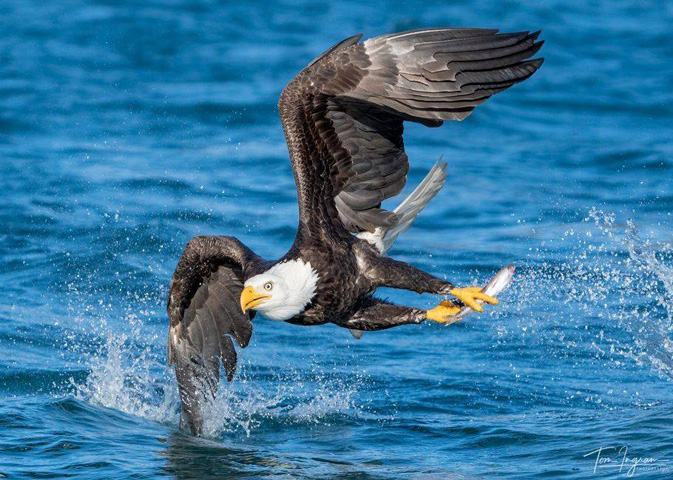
[167,236,259,435]
[279,27,542,236]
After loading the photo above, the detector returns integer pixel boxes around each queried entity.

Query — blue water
[2,0,673,478]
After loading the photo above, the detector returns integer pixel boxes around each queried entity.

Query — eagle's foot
[449,286,498,312]
[426,300,462,324]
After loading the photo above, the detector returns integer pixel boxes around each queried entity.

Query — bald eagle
[167,27,543,434]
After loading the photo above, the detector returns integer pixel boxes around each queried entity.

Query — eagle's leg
[366,256,498,312]
[341,298,425,331]
[342,298,464,331]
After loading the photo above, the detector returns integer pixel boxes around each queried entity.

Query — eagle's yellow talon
[449,287,499,312]
[426,303,461,324]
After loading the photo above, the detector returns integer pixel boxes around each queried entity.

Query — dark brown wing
[279,28,543,234]
[167,235,266,435]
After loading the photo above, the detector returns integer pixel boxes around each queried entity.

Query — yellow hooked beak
[240,286,271,313]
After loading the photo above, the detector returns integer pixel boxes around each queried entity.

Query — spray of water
[508,209,673,381]
[69,310,362,437]
[69,209,672,433]
[70,314,179,425]
[586,210,673,378]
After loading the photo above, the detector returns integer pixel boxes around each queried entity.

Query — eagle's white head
[240,259,319,321]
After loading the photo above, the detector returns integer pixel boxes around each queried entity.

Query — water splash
[198,367,361,437]
[508,209,673,381]
[69,208,672,435]
[69,310,363,437]
[588,210,673,379]
[71,313,180,425]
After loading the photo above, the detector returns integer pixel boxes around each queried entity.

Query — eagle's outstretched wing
[279,28,543,235]
[167,235,267,435]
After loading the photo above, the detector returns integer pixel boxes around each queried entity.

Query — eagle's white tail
[357,160,447,255]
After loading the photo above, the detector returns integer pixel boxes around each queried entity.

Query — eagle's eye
[263,282,273,291]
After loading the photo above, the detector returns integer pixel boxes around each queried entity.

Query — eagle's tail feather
[356,160,447,256]
[355,160,447,257]
[383,160,448,254]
